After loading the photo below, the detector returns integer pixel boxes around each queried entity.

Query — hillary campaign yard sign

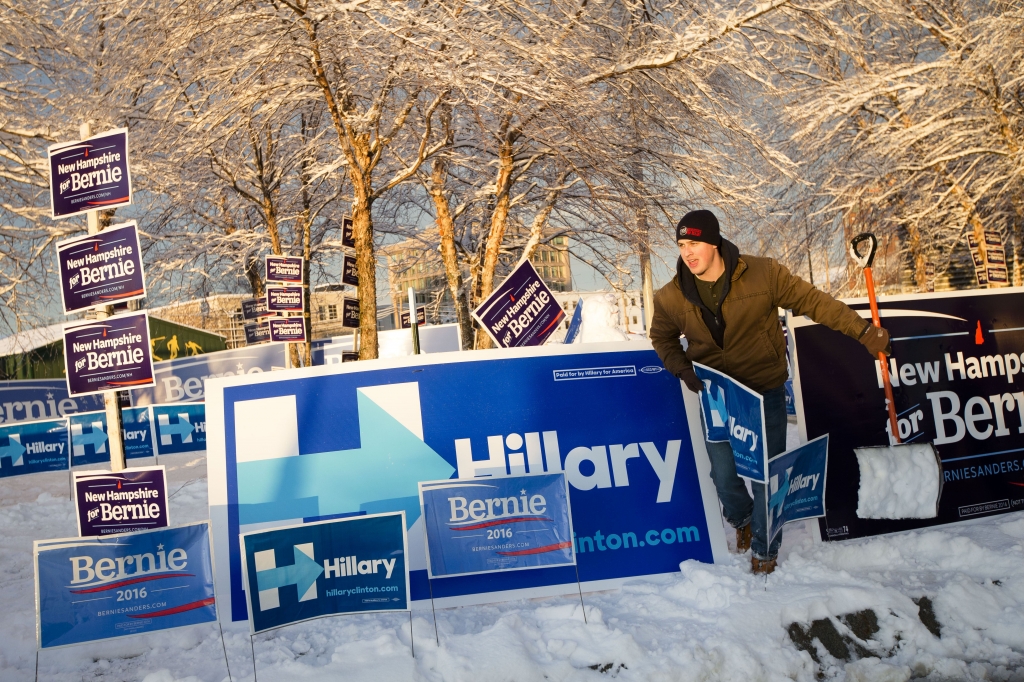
[131,344,286,406]
[48,128,132,219]
[152,403,206,457]
[265,256,304,285]
[122,407,155,460]
[420,473,574,578]
[789,286,1024,542]
[63,312,155,396]
[55,221,146,314]
[473,261,564,348]
[767,435,828,545]
[0,418,69,478]
[69,411,110,467]
[240,512,409,634]
[74,466,169,536]
[35,521,216,649]
[692,362,767,482]
[205,342,727,623]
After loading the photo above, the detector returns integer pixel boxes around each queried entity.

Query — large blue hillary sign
[693,362,767,482]
[206,343,726,622]
[421,473,574,578]
[0,418,69,477]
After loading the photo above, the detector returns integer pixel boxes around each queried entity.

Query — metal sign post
[407,287,421,355]
[79,121,126,472]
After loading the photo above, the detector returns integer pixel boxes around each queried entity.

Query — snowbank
[578,294,628,343]
[4,440,1024,681]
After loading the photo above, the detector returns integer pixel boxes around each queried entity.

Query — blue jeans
[700,385,788,560]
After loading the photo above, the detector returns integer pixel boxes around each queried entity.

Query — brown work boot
[751,556,777,575]
[735,524,752,553]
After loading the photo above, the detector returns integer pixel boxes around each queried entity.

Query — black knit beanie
[676,210,721,247]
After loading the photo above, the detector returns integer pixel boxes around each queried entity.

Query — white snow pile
[5,449,1024,681]
[855,444,941,519]
[578,294,628,343]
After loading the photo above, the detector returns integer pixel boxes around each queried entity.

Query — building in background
[382,230,572,326]
[546,290,645,343]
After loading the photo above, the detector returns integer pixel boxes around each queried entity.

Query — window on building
[631,298,636,306]
[318,306,326,321]
[328,304,338,320]
[633,316,638,324]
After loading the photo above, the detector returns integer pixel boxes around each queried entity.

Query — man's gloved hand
[859,323,891,356]
[678,366,703,393]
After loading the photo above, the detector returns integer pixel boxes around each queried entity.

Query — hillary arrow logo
[71,423,107,456]
[237,383,455,528]
[255,543,323,610]
[158,414,194,445]
[0,435,26,466]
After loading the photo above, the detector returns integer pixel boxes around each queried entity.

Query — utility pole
[81,120,126,472]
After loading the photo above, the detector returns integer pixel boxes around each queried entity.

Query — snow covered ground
[4,430,1024,682]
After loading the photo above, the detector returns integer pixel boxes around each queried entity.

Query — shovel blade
[855,443,942,520]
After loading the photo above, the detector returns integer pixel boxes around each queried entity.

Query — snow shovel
[849,233,942,519]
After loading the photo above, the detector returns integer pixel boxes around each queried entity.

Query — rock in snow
[855,443,941,519]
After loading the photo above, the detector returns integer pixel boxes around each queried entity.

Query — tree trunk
[430,158,474,350]
[476,139,515,349]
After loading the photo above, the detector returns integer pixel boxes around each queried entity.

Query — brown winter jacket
[650,240,869,393]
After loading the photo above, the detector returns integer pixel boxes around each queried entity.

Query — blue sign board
[241,513,408,634]
[420,473,574,578]
[69,411,110,467]
[152,403,206,456]
[122,407,155,460]
[693,361,767,482]
[35,522,216,649]
[206,344,724,621]
[0,418,69,478]
[767,435,828,545]
[563,297,584,344]
[131,344,286,406]
[0,379,104,425]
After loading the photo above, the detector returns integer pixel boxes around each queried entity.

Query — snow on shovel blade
[855,444,942,520]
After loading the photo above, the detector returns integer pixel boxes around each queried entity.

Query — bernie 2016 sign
[240,512,408,634]
[420,473,574,578]
[789,287,1024,542]
[48,128,132,219]
[473,260,564,348]
[55,220,146,314]
[74,466,169,536]
[35,522,216,649]
[205,343,726,622]
[692,362,767,482]
[63,312,155,396]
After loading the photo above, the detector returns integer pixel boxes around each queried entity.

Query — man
[650,210,890,574]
